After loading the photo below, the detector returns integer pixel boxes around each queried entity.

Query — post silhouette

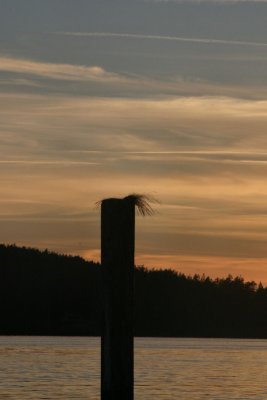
[100,194,154,400]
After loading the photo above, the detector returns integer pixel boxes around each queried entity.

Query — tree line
[1,244,267,338]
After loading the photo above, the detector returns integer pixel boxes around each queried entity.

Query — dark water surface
[0,336,267,399]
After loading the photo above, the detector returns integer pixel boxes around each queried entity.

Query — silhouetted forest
[1,244,267,338]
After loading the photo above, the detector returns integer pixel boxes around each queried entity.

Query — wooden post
[101,197,135,400]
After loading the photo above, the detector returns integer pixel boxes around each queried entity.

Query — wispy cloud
[2,54,267,100]
[2,91,267,275]
[0,78,41,87]
[2,93,267,156]
[56,31,267,48]
[0,56,124,83]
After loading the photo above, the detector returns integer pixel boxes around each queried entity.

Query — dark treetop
[0,244,267,338]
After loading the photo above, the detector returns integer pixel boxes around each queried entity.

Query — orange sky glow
[2,1,267,284]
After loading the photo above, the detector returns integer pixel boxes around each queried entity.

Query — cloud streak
[2,92,267,280]
[56,31,267,48]
[2,55,267,100]
[0,56,124,83]
[2,93,267,157]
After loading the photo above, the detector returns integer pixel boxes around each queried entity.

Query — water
[0,337,267,399]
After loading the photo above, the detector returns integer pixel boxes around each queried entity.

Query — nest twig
[123,194,157,216]
[96,193,158,216]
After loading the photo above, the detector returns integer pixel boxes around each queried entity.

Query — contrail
[55,31,267,48]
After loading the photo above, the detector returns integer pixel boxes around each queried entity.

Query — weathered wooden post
[100,194,153,400]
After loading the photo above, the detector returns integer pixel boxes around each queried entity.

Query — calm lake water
[0,336,267,399]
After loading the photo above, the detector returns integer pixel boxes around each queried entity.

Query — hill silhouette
[1,243,267,338]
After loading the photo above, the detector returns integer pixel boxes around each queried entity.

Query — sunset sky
[1,0,267,282]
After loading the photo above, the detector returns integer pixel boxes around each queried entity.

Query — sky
[1,0,267,283]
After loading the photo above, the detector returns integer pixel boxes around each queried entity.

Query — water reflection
[0,337,267,399]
